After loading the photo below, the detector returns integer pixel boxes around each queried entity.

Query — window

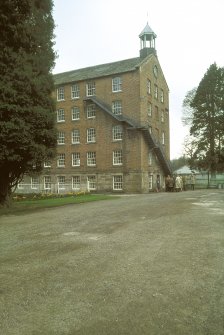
[147,79,151,94]
[113,150,122,165]
[87,104,96,118]
[112,125,123,141]
[112,101,122,115]
[72,129,80,144]
[44,161,51,168]
[72,176,81,190]
[87,128,96,143]
[57,153,65,167]
[112,77,122,92]
[57,131,65,145]
[72,152,80,166]
[161,110,165,123]
[44,176,51,190]
[155,106,159,120]
[71,107,80,120]
[154,85,158,99]
[87,176,96,190]
[148,174,153,190]
[113,175,123,190]
[162,131,165,145]
[87,152,96,166]
[58,176,65,190]
[57,109,65,122]
[147,102,152,117]
[86,82,96,96]
[161,89,164,103]
[31,177,39,189]
[71,84,80,99]
[148,152,152,165]
[57,87,65,101]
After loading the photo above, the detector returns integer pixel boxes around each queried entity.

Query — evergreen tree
[184,63,224,175]
[0,0,57,206]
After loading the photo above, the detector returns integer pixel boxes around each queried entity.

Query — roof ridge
[53,57,140,77]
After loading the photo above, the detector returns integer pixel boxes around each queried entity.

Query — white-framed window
[72,152,80,166]
[57,109,65,122]
[112,77,122,92]
[112,125,123,141]
[44,176,51,190]
[71,84,80,99]
[87,128,96,143]
[147,102,152,117]
[57,176,65,190]
[148,152,152,165]
[31,177,39,189]
[113,175,123,190]
[149,126,152,134]
[44,161,51,168]
[87,175,96,190]
[86,82,96,96]
[161,89,164,103]
[87,152,96,166]
[161,110,165,123]
[57,87,65,101]
[57,153,65,167]
[71,107,80,120]
[148,174,153,190]
[72,129,80,144]
[87,104,96,118]
[113,150,122,165]
[112,101,122,115]
[162,131,165,145]
[72,176,81,190]
[57,131,65,145]
[154,84,158,99]
[147,79,151,94]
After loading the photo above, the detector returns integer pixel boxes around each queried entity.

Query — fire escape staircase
[141,127,172,176]
[84,96,172,176]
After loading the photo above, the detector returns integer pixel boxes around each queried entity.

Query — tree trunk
[0,175,12,207]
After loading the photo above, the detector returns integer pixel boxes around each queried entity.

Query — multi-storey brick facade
[18,23,172,194]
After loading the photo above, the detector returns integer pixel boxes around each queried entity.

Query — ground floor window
[87,176,96,190]
[44,176,51,190]
[148,174,153,190]
[31,177,39,189]
[113,175,123,190]
[58,176,65,190]
[72,176,81,190]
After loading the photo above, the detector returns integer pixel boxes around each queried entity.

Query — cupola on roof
[139,22,157,39]
[139,22,157,58]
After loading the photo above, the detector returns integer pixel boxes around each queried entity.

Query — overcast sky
[52,0,224,159]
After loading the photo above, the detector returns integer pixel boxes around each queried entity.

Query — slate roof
[53,57,143,86]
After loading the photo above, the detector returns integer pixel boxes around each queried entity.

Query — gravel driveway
[1,190,224,335]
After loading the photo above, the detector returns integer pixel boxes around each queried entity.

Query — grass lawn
[0,194,117,216]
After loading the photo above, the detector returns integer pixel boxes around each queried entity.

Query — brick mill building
[18,23,172,193]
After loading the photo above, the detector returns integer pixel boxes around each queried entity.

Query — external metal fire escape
[84,96,172,176]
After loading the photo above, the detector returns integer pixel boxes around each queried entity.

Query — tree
[0,0,57,206]
[182,63,224,176]
[170,156,188,171]
[182,87,196,127]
